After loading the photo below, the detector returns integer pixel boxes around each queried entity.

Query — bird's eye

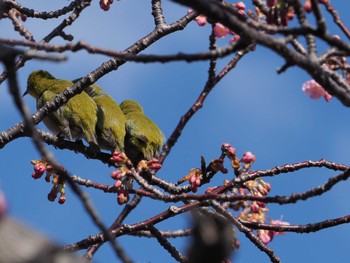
[137,138,147,147]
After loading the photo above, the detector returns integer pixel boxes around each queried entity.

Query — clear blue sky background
[1,1,350,262]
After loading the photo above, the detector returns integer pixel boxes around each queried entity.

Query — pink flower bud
[223,143,236,159]
[251,201,260,213]
[222,143,231,150]
[258,229,274,244]
[241,152,256,163]
[236,2,246,10]
[257,201,267,208]
[205,186,218,194]
[303,0,312,13]
[260,180,272,192]
[20,14,27,22]
[34,162,46,174]
[100,0,113,11]
[195,15,207,26]
[117,190,129,205]
[47,189,58,202]
[287,8,294,21]
[114,180,122,188]
[224,179,230,186]
[239,188,246,195]
[111,170,123,180]
[147,158,162,171]
[257,184,268,196]
[237,9,246,16]
[111,151,127,164]
[32,171,43,179]
[45,173,51,182]
[117,192,125,205]
[190,174,197,184]
[58,194,66,204]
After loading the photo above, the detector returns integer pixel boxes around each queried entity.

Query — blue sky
[1,1,350,262]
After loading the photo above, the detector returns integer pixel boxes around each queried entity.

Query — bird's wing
[39,90,73,140]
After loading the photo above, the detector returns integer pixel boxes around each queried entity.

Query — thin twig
[148,224,186,262]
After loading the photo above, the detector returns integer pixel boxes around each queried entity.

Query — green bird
[24,70,99,149]
[119,100,164,165]
[73,80,126,153]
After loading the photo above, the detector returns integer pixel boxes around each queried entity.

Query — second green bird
[75,81,126,153]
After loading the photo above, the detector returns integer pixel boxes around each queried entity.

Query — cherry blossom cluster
[236,178,290,244]
[29,152,164,206]
[221,143,289,244]
[110,167,131,205]
[259,218,290,244]
[188,1,246,43]
[109,151,133,204]
[30,159,66,204]
[223,143,256,173]
[109,151,162,205]
[110,150,129,166]
[302,33,350,102]
[188,168,203,193]
[258,1,329,27]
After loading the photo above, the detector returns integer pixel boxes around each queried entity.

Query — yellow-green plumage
[120,100,164,165]
[25,70,99,148]
[79,82,126,152]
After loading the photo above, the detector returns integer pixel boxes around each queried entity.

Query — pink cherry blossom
[258,229,274,244]
[270,219,290,235]
[214,23,229,38]
[302,79,332,102]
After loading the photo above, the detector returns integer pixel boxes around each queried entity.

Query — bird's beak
[22,89,29,97]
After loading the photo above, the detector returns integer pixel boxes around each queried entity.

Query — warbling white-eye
[24,70,99,149]
[119,100,164,165]
[76,81,126,152]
